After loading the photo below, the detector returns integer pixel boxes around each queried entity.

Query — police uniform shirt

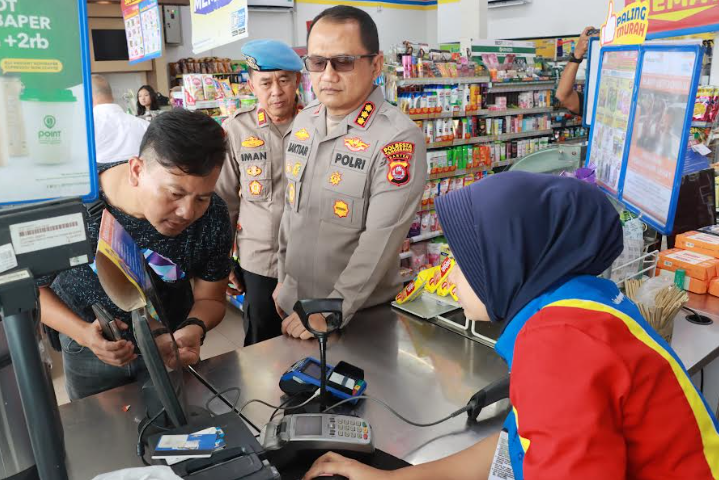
[217,105,293,279]
[277,87,427,325]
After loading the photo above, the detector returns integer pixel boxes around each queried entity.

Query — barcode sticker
[0,244,17,274]
[488,430,515,480]
[10,213,86,255]
[69,255,89,267]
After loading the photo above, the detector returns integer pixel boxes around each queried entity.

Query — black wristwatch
[177,317,207,345]
[569,53,583,64]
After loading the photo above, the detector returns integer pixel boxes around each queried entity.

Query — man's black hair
[307,5,379,55]
[139,109,226,176]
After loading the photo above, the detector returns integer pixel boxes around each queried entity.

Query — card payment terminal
[279,357,367,403]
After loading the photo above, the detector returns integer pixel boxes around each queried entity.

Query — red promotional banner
[638,0,719,38]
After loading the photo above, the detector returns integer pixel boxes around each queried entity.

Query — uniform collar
[311,86,384,142]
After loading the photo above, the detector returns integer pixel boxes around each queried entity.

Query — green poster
[0,0,97,205]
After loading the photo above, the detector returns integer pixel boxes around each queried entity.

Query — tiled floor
[51,305,245,406]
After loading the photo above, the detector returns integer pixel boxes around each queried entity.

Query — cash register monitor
[132,307,188,428]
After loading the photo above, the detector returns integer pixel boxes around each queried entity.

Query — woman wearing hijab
[304,172,719,480]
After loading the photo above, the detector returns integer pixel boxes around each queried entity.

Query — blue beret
[241,39,303,72]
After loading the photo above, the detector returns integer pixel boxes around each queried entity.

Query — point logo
[43,115,56,129]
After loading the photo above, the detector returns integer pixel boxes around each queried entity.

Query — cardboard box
[710,277,719,298]
[676,231,719,258]
[658,248,719,281]
[656,268,708,294]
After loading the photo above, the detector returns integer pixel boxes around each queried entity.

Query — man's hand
[281,312,327,340]
[79,319,136,367]
[173,324,203,366]
[272,282,285,317]
[303,452,393,480]
[227,268,245,297]
[575,26,597,59]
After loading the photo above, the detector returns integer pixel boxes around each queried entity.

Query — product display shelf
[482,106,555,118]
[428,165,487,181]
[410,230,444,244]
[693,121,714,128]
[396,76,491,86]
[559,136,589,144]
[186,100,221,111]
[487,80,556,94]
[426,129,554,149]
[552,120,583,128]
[399,251,413,260]
[175,72,242,79]
[408,110,478,121]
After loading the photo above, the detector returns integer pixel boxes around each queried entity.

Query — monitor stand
[139,380,213,437]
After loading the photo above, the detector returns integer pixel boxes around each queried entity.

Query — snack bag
[183,75,205,105]
[425,256,454,294]
[202,75,218,101]
[395,268,433,304]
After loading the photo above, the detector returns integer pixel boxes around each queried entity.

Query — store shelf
[552,120,584,128]
[487,80,556,94]
[693,121,714,128]
[559,136,589,144]
[408,110,481,121]
[175,72,242,78]
[426,129,555,149]
[186,100,220,110]
[429,165,486,181]
[399,251,413,260]
[397,76,490,86]
[410,231,444,243]
[482,106,554,118]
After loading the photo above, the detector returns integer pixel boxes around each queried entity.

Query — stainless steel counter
[59,305,509,479]
[673,293,719,374]
[58,296,719,479]
[189,306,510,465]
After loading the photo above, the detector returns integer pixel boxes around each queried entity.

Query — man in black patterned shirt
[38,110,234,400]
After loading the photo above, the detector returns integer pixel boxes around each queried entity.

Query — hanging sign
[0,0,98,205]
[121,0,163,64]
[644,0,719,39]
[191,0,249,55]
[601,0,649,46]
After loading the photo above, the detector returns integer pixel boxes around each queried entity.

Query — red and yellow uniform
[497,275,719,479]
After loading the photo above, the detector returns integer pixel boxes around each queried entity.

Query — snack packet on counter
[425,256,454,294]
[395,268,433,304]
[202,75,218,101]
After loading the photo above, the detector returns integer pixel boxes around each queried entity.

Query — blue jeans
[59,333,148,401]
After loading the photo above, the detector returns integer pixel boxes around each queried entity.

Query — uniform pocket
[321,164,369,228]
[240,157,272,202]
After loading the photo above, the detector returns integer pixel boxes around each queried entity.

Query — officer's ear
[294,72,302,88]
[372,52,384,80]
[247,70,256,94]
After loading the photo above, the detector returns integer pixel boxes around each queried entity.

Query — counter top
[672,293,719,375]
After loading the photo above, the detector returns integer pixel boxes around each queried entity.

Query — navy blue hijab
[435,172,623,324]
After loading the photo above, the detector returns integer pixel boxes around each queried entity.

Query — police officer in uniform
[216,40,303,345]
[275,6,427,339]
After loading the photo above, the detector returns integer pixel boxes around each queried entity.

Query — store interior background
[97,0,623,105]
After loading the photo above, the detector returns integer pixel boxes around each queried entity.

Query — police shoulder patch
[382,141,414,187]
[354,102,375,128]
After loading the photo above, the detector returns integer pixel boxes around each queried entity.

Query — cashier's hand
[173,325,203,366]
[303,452,391,480]
[282,312,327,340]
[80,319,136,367]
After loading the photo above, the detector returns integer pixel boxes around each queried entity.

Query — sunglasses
[303,54,377,73]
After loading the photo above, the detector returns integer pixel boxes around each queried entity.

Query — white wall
[165,4,436,63]
[487,0,625,39]
[102,72,147,113]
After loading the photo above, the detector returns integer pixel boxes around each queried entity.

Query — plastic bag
[609,218,644,283]
[93,466,182,480]
[635,275,675,307]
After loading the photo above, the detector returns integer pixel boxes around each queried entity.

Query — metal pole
[3,311,68,480]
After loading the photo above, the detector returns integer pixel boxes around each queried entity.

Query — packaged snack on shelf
[409,213,421,237]
[395,269,432,304]
[422,182,433,206]
[427,242,442,266]
[452,177,464,192]
[429,212,440,232]
[426,256,454,294]
[694,86,712,121]
[183,75,205,105]
[410,243,428,274]
[202,75,218,101]
[218,78,234,97]
[463,174,475,187]
[439,178,451,196]
[420,212,432,235]
[658,248,719,281]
